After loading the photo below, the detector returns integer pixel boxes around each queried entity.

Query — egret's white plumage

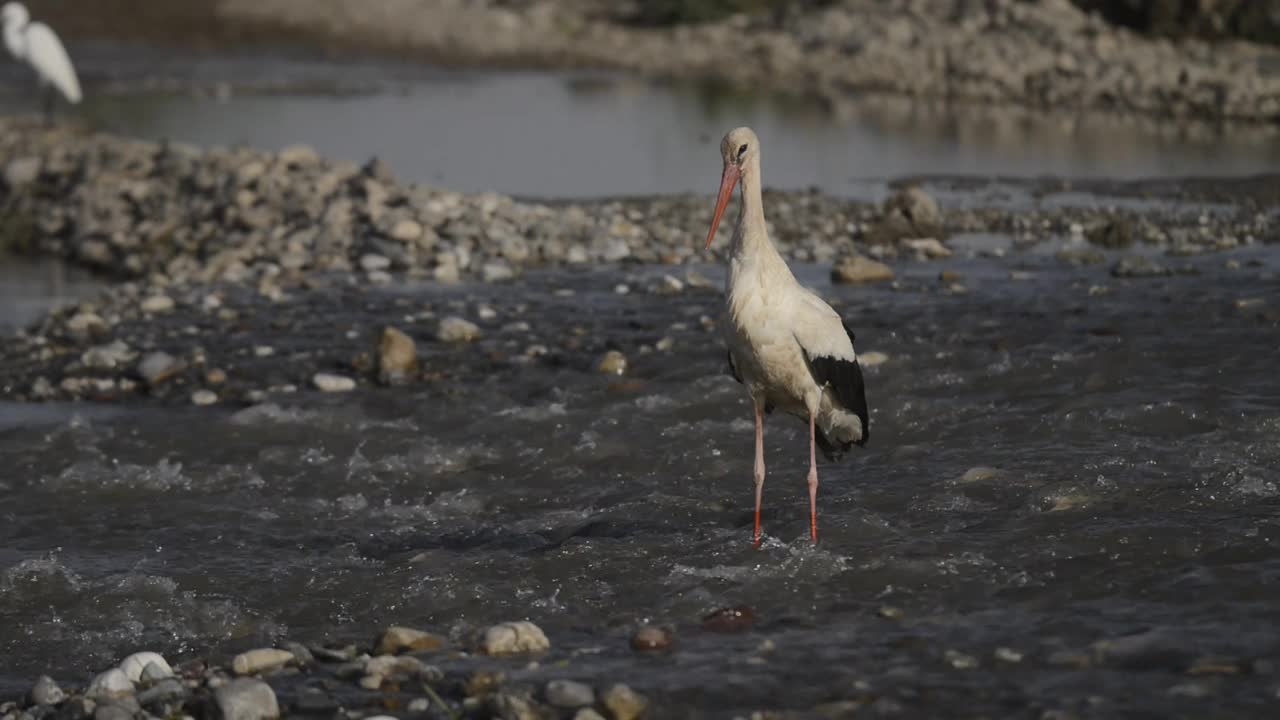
[706,127,869,546]
[2,2,82,110]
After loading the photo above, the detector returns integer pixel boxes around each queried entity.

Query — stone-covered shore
[31,0,1280,127]
[0,119,1274,407]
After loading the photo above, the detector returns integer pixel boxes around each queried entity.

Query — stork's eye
[737,144,748,159]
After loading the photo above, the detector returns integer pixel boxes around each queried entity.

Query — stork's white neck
[729,154,787,273]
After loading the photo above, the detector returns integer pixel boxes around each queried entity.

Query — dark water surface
[2,46,1280,198]
[2,242,1279,715]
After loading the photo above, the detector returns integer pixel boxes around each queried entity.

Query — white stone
[312,373,356,393]
[480,621,550,655]
[119,652,171,683]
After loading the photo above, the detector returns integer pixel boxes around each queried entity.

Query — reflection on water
[0,47,1274,198]
[0,256,103,335]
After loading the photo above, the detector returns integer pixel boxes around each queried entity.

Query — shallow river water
[1,239,1278,715]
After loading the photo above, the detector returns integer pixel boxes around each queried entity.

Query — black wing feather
[800,320,870,458]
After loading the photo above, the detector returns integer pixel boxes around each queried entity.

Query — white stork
[1,2,81,125]
[705,126,869,547]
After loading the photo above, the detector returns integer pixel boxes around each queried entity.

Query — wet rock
[374,625,444,655]
[86,669,133,700]
[944,649,978,669]
[1092,628,1192,670]
[437,316,481,343]
[191,389,218,406]
[93,703,133,720]
[5,156,41,186]
[480,621,551,655]
[831,255,894,284]
[959,466,1001,483]
[702,606,755,633]
[574,710,607,720]
[377,327,419,386]
[231,648,295,676]
[65,312,106,342]
[544,680,594,708]
[858,351,888,367]
[363,654,441,682]
[139,661,173,685]
[601,683,647,720]
[1087,219,1136,248]
[215,678,279,720]
[630,626,672,652]
[902,238,951,259]
[29,676,65,706]
[136,352,183,387]
[870,186,942,243]
[1112,255,1172,278]
[994,647,1024,663]
[312,373,356,393]
[597,350,628,376]
[136,678,186,707]
[140,295,176,314]
[58,696,95,719]
[490,691,541,720]
[118,652,172,683]
[82,340,135,370]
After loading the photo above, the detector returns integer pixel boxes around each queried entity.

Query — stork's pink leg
[753,404,765,548]
[808,411,819,544]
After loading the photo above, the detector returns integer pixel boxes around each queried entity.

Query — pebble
[215,678,279,720]
[544,679,595,708]
[136,352,182,386]
[191,389,218,406]
[231,648,295,675]
[312,373,356,392]
[858,351,888,367]
[574,710,607,720]
[5,155,41,186]
[480,621,551,655]
[359,253,392,272]
[831,254,894,284]
[139,295,176,314]
[437,316,481,343]
[86,669,134,700]
[65,311,106,341]
[703,606,756,633]
[960,466,1001,483]
[482,260,516,282]
[389,219,423,242]
[902,238,952,259]
[597,350,628,375]
[82,340,135,370]
[374,625,445,655]
[377,327,419,386]
[1112,255,1172,278]
[119,652,172,683]
[29,676,64,706]
[630,626,673,652]
[601,683,648,720]
[994,647,1024,663]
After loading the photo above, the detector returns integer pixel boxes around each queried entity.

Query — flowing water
[2,240,1279,714]
[1,45,1280,197]
[2,44,1280,715]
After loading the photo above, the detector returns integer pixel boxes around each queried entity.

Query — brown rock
[831,255,894,284]
[378,327,419,386]
[374,626,445,655]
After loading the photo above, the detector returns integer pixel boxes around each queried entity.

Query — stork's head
[1,2,28,29]
[705,126,759,250]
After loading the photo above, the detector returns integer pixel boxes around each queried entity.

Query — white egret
[1,1,81,124]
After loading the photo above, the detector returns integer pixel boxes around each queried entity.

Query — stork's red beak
[705,163,740,250]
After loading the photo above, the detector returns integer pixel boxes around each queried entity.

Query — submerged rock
[601,683,648,720]
[480,621,550,655]
[630,626,673,652]
[374,625,444,655]
[232,648,295,676]
[831,255,894,284]
[215,678,279,720]
[29,675,65,706]
[544,680,595,708]
[377,327,419,386]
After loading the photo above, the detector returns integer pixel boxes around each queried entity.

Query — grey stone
[86,669,133,700]
[29,676,64,706]
[214,678,279,720]
[136,352,182,387]
[118,652,171,683]
[231,648,294,676]
[544,679,594,708]
[5,156,40,186]
[136,678,185,707]
[436,317,481,343]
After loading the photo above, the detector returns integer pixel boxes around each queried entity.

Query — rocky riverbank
[0,118,1274,406]
[0,620,664,720]
[32,0,1280,127]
